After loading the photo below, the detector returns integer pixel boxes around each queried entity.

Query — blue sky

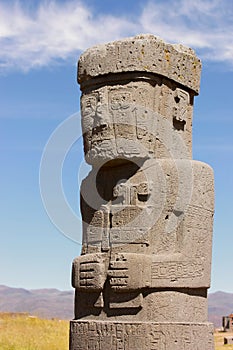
[0,0,233,292]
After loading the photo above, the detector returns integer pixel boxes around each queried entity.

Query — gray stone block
[70,320,214,349]
[78,34,201,94]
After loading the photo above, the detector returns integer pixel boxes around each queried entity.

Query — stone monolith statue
[70,34,214,350]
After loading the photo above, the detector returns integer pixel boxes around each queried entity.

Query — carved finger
[79,262,97,272]
[109,277,128,287]
[109,260,128,270]
[108,270,128,278]
[80,271,95,279]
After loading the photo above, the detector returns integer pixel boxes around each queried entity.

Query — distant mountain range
[0,285,74,320]
[1,285,233,328]
[208,291,233,328]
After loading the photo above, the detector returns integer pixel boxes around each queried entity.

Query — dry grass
[0,313,69,350]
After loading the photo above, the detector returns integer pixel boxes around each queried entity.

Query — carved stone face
[81,81,157,166]
[81,79,193,165]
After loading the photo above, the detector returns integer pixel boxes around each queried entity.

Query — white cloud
[0,1,136,72]
[140,0,233,64]
[0,0,232,72]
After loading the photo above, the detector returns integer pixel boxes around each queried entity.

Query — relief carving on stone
[70,34,214,350]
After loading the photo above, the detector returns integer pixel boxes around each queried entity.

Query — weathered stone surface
[70,34,214,350]
[80,75,195,165]
[70,320,214,349]
[224,336,233,345]
[78,34,201,94]
[76,159,214,291]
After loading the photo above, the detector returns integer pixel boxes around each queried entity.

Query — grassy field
[0,313,69,350]
[0,312,232,349]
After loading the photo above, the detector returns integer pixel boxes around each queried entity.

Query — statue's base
[69,320,214,349]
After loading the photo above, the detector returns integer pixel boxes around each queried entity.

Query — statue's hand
[108,253,151,291]
[72,253,107,291]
